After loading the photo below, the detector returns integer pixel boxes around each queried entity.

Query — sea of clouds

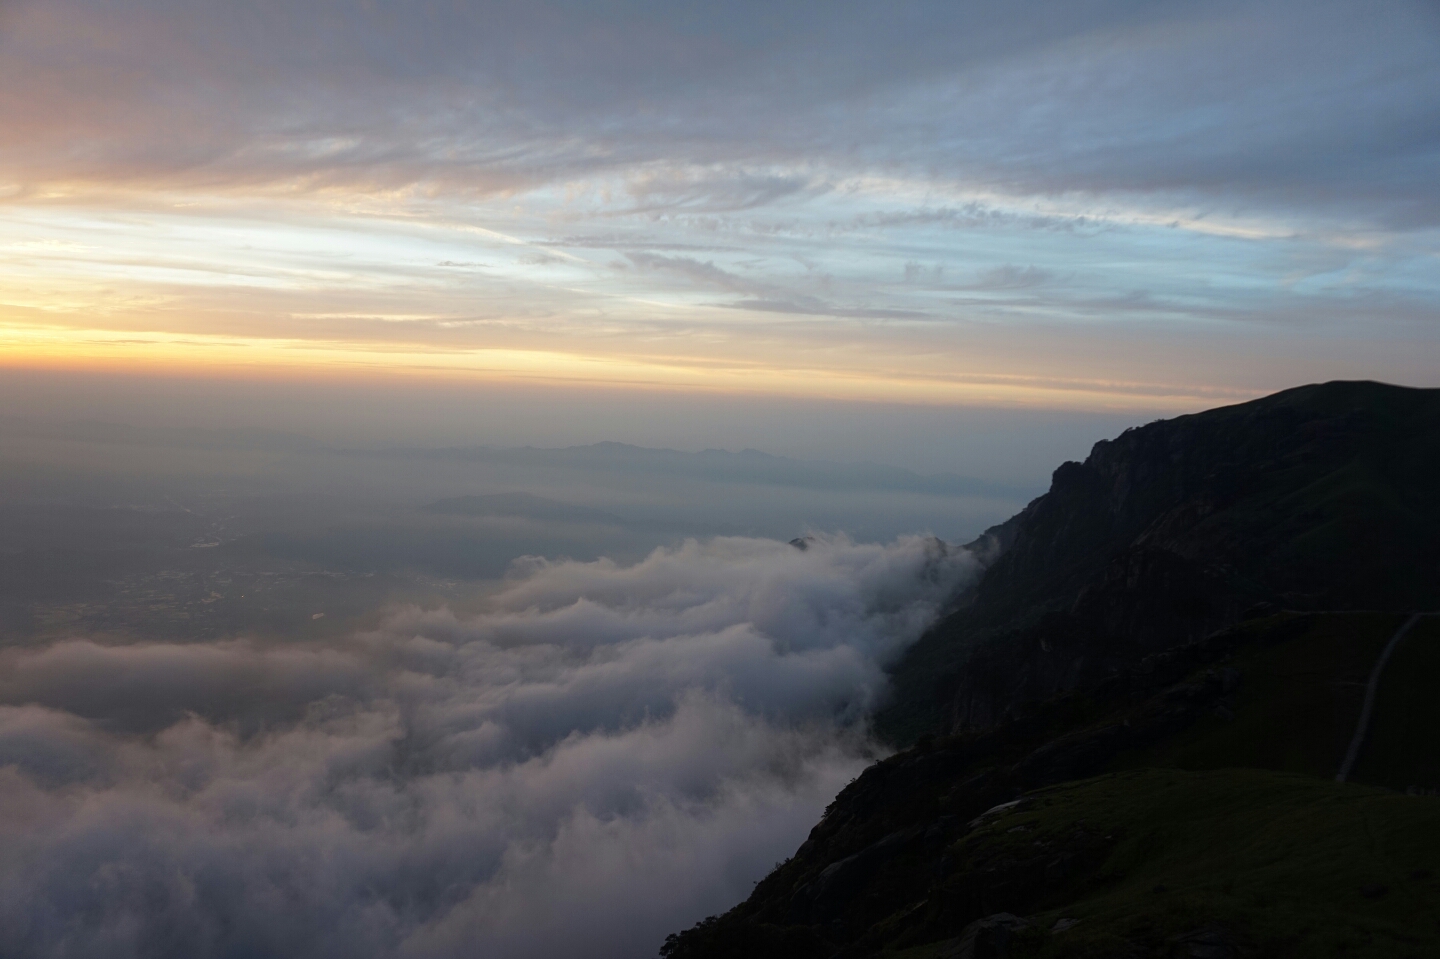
[0,534,975,958]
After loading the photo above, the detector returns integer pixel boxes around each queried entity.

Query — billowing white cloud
[0,534,974,958]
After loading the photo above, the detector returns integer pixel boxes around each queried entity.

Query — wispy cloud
[0,0,1436,405]
[964,265,1055,291]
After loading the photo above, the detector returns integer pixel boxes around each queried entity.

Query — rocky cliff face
[878,380,1440,743]
[660,610,1440,959]
[659,626,1255,959]
[659,380,1440,959]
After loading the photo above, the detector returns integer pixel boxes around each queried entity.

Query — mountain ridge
[879,379,1440,744]
[660,380,1440,959]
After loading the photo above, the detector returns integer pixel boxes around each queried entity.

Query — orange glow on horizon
[0,319,1256,413]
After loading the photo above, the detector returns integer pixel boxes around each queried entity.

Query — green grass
[710,611,1440,959]
[1113,613,1408,782]
[933,768,1440,958]
[882,614,1440,958]
[1354,616,1440,792]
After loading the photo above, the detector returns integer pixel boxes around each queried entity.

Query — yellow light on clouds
[0,317,1248,412]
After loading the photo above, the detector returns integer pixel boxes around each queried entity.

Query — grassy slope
[661,612,1440,958]
[1355,616,1440,792]
[898,613,1440,956]
[897,768,1440,958]
[1113,613,1405,782]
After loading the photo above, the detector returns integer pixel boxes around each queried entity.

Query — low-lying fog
[0,418,1029,957]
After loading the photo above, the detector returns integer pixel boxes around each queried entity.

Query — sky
[1,0,1437,448]
[1,6,1439,955]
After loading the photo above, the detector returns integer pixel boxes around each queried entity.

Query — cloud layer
[4,0,1437,220]
[0,534,973,958]
[1,0,1437,409]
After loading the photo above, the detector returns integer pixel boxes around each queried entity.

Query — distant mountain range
[661,381,1440,959]
[375,441,1033,500]
[422,491,627,526]
[0,415,1034,501]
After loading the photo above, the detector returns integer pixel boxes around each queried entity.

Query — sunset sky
[2,6,1440,955]
[2,0,1437,429]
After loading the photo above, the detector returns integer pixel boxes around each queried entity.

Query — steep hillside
[661,613,1440,958]
[661,382,1440,959]
[879,381,1440,744]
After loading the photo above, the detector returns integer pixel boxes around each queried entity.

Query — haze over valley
[0,414,1005,956]
[0,415,1038,641]
[1,0,1438,955]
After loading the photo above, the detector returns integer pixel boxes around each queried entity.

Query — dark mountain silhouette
[661,381,1440,959]
[880,379,1440,744]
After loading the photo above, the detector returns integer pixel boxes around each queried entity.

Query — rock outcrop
[879,380,1440,743]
